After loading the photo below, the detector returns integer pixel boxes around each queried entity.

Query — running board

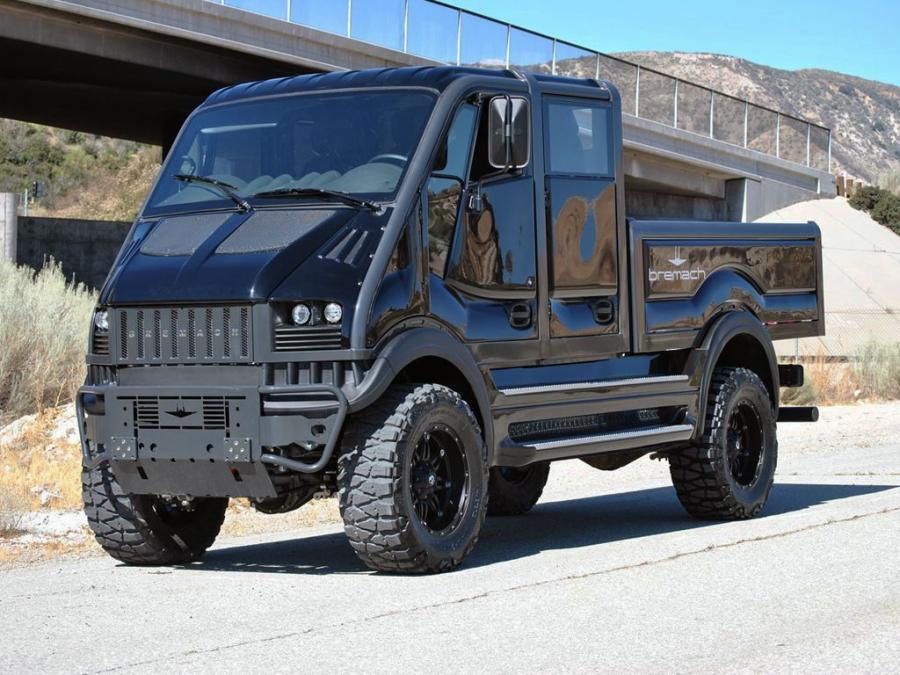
[494,423,695,466]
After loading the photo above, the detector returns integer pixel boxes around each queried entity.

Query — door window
[545,100,612,176]
[427,103,478,277]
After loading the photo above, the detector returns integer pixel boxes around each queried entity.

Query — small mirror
[488,96,530,170]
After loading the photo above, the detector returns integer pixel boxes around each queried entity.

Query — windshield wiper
[252,187,380,212]
[174,174,252,213]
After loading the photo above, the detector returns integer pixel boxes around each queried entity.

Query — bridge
[0,0,835,220]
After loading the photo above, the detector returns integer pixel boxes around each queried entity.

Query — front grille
[125,395,245,431]
[274,324,343,351]
[116,306,251,364]
[91,331,110,355]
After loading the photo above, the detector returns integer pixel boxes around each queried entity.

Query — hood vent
[215,209,333,255]
[139,213,231,257]
[322,228,370,266]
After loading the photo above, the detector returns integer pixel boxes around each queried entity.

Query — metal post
[743,101,749,147]
[595,52,601,80]
[285,0,290,21]
[23,189,28,217]
[402,0,409,53]
[806,122,811,167]
[551,39,557,75]
[504,24,511,68]
[827,130,832,173]
[673,79,679,128]
[776,112,781,159]
[455,10,461,66]
[709,92,715,138]
[0,193,18,263]
[634,64,641,117]
[347,0,352,36]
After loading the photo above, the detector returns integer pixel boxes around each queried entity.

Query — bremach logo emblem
[166,405,195,419]
[648,247,708,285]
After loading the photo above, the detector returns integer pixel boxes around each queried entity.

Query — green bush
[848,184,900,232]
[851,342,900,400]
[0,259,96,425]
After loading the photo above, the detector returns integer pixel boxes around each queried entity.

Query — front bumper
[77,382,347,498]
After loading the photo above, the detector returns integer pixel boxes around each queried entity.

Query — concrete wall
[17,217,130,289]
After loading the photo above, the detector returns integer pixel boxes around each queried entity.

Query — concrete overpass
[0,0,835,220]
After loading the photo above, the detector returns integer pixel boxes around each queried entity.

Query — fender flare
[348,327,494,454]
[686,310,779,439]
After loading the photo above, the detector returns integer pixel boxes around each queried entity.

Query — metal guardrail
[209,0,832,173]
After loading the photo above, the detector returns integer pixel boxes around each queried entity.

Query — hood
[103,208,362,304]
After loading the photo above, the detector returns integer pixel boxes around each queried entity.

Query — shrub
[848,185,883,211]
[848,184,900,232]
[0,259,96,425]
[850,341,900,400]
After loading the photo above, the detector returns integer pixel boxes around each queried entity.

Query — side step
[496,423,695,466]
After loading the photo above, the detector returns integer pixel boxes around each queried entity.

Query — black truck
[78,66,823,573]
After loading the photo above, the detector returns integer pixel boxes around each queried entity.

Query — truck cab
[79,66,823,572]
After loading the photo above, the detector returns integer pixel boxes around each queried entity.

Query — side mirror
[488,96,530,171]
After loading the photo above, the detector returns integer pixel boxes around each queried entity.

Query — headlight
[324,302,343,324]
[94,309,109,332]
[291,303,311,325]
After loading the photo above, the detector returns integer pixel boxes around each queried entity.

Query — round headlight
[94,309,109,332]
[324,302,343,324]
[291,303,311,325]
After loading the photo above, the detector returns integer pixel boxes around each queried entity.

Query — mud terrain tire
[338,384,488,573]
[82,464,227,565]
[487,464,550,516]
[669,367,777,520]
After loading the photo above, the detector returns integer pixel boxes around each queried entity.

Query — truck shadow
[191,482,896,575]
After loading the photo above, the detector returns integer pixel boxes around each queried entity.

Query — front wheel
[82,465,227,565]
[338,384,488,573]
[669,367,777,520]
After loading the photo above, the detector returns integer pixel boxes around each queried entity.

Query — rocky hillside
[0,119,159,221]
[617,52,900,184]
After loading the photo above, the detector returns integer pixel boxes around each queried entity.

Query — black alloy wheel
[726,401,765,487]
[409,424,469,533]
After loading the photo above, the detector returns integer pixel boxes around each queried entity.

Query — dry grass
[782,342,900,405]
[0,407,83,515]
[0,260,96,425]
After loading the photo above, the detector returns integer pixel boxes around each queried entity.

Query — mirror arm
[504,95,513,173]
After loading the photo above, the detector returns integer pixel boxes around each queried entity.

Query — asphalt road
[2,432,899,674]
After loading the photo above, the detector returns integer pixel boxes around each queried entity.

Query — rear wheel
[338,384,488,573]
[82,464,228,565]
[669,367,777,520]
[487,464,550,516]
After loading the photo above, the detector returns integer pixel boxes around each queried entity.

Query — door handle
[591,298,615,325]
[508,302,533,329]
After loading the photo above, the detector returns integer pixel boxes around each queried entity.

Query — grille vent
[274,324,343,351]
[91,331,110,355]
[127,396,243,431]
[116,306,251,364]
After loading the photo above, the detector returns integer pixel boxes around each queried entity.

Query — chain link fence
[776,309,900,359]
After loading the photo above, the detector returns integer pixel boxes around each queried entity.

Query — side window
[446,96,535,291]
[545,101,611,176]
[427,103,477,277]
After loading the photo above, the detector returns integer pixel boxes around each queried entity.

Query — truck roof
[202,66,520,108]
[202,65,612,108]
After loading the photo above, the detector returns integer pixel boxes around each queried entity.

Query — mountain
[615,52,900,184]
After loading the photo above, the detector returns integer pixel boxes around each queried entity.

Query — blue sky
[451,0,900,86]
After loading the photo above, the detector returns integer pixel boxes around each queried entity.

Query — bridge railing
[210,0,832,173]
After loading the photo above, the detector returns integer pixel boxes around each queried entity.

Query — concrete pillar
[0,193,18,263]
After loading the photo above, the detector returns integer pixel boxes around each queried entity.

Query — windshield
[146,90,436,214]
